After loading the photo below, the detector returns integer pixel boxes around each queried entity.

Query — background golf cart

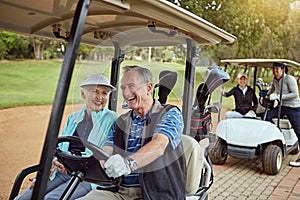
[0,0,236,199]
[210,59,300,175]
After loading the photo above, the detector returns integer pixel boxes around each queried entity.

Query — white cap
[238,73,247,79]
[80,73,116,91]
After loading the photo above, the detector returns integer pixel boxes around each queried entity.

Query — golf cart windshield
[1,1,236,199]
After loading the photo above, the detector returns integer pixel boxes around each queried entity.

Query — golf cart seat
[154,70,212,199]
[121,69,177,109]
[153,70,178,104]
[182,135,211,199]
[272,118,292,129]
[183,135,203,195]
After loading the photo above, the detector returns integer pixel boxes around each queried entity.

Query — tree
[168,0,295,61]
[0,31,34,59]
[31,37,46,60]
[0,31,19,59]
[284,3,300,62]
[78,44,93,60]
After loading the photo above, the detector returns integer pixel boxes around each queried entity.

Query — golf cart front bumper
[228,145,256,159]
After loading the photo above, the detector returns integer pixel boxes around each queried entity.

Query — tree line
[169,0,300,80]
[0,31,93,60]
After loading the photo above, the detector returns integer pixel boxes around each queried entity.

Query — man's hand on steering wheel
[104,154,132,178]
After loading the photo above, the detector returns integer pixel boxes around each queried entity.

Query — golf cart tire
[262,145,282,175]
[209,138,228,165]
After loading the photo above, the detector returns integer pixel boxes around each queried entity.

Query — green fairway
[0,60,234,110]
[0,60,117,108]
[0,60,60,108]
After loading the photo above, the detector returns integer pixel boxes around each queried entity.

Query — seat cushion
[272,118,292,129]
[182,135,204,195]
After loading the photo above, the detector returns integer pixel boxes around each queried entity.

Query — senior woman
[15,73,117,200]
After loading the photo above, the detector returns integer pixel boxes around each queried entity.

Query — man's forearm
[129,133,169,169]
[103,146,113,155]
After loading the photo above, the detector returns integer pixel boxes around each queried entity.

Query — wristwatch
[126,157,138,172]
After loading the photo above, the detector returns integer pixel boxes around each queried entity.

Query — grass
[0,60,117,108]
[0,59,234,109]
[0,60,60,108]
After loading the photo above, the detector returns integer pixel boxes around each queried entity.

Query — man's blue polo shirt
[104,107,183,186]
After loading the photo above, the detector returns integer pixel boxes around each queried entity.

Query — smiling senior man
[79,65,186,200]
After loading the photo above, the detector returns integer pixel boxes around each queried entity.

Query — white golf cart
[0,1,237,200]
[210,59,300,175]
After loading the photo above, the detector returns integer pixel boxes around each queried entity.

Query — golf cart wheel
[262,145,282,175]
[209,138,228,165]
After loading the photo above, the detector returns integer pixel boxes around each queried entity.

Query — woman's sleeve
[224,87,235,97]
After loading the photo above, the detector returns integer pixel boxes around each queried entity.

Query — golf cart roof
[0,0,236,47]
[221,58,300,69]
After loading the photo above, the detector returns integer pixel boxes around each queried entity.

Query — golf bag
[190,83,212,142]
[190,67,229,142]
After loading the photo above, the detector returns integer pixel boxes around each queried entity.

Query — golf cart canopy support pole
[253,66,257,93]
[109,42,124,112]
[31,0,91,199]
[278,66,286,128]
[218,64,228,122]
[182,39,197,136]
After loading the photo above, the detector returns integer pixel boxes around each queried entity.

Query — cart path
[210,155,300,200]
[0,104,80,200]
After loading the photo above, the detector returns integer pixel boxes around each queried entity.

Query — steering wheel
[55,136,120,186]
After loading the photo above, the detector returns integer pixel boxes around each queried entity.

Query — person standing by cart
[266,62,300,167]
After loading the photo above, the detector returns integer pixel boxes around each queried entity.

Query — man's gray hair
[123,65,152,84]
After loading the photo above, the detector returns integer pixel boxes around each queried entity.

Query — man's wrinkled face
[120,70,152,112]
[273,67,283,80]
[81,85,110,113]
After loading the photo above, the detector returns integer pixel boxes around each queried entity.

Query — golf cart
[0,0,236,199]
[210,59,300,175]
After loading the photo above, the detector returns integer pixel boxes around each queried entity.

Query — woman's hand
[52,159,67,174]
[29,177,36,190]
[28,159,66,190]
